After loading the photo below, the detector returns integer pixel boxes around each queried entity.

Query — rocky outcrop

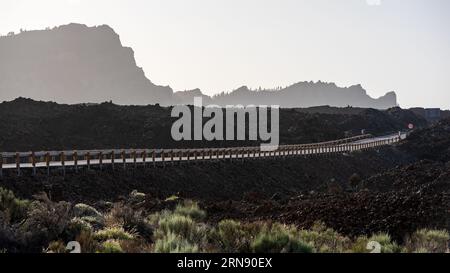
[0,23,173,105]
[206,82,397,109]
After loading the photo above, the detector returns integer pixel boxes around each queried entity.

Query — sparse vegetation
[406,229,450,253]
[94,227,135,241]
[0,188,448,253]
[251,224,314,253]
[174,200,207,222]
[0,187,30,223]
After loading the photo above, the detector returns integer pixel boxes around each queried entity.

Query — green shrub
[20,196,73,252]
[214,220,247,253]
[100,239,123,253]
[351,233,401,253]
[157,214,197,239]
[251,224,313,253]
[94,227,134,241]
[76,230,99,253]
[64,217,93,241]
[0,187,30,223]
[73,203,102,218]
[174,201,206,222]
[350,236,370,253]
[368,233,401,253]
[110,204,153,238]
[147,210,171,226]
[298,227,351,253]
[73,204,105,229]
[407,229,449,253]
[154,232,199,253]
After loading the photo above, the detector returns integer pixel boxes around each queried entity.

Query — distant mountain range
[0,23,397,109]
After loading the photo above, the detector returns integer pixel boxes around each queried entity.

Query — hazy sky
[1,0,449,108]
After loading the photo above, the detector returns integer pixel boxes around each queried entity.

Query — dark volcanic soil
[0,98,426,151]
[204,160,450,241]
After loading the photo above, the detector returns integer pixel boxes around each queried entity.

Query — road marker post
[31,152,36,176]
[74,152,78,173]
[61,152,66,177]
[86,152,91,171]
[111,151,115,170]
[99,152,103,171]
[46,152,50,176]
[132,150,137,169]
[121,150,126,170]
[0,153,3,178]
[16,153,21,177]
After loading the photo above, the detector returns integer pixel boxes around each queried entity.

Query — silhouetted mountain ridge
[0,23,397,108]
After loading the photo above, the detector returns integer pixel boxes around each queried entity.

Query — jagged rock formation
[206,83,397,109]
[0,23,397,108]
[0,23,173,105]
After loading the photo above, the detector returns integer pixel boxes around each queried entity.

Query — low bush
[100,240,123,253]
[406,229,449,253]
[63,217,94,241]
[212,220,248,253]
[174,201,207,222]
[154,232,199,253]
[0,187,30,223]
[20,194,73,252]
[368,233,401,253]
[73,204,104,228]
[351,233,402,253]
[157,214,198,240]
[108,204,153,239]
[298,222,351,253]
[251,224,313,253]
[94,227,135,241]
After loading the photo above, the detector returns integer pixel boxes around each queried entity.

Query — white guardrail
[0,133,406,177]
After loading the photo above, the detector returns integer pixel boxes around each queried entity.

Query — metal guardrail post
[142,150,147,167]
[16,152,21,176]
[152,150,156,167]
[46,152,50,176]
[86,152,91,171]
[111,151,115,170]
[74,152,78,173]
[99,152,103,171]
[121,150,126,169]
[61,152,66,177]
[31,152,36,176]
